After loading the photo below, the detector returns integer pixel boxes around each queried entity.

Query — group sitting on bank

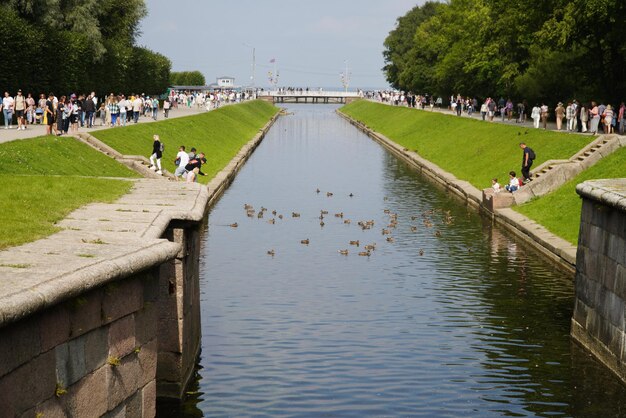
[146,134,207,183]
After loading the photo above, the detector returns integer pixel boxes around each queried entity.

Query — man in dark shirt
[520,142,535,183]
[184,153,207,182]
[83,94,96,128]
[45,93,55,135]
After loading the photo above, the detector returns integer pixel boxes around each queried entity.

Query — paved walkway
[0,106,206,145]
[371,100,620,137]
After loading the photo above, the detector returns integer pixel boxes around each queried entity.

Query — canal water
[162,105,626,417]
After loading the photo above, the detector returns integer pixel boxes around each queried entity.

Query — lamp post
[340,60,351,93]
[243,43,256,89]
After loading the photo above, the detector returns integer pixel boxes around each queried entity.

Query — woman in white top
[531,105,541,129]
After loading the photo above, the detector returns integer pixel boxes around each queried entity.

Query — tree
[170,71,206,86]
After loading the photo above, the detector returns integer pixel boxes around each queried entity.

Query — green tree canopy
[383,0,626,105]
[170,71,207,86]
[0,1,170,95]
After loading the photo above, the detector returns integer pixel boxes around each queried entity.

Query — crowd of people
[0,88,257,135]
[371,91,626,135]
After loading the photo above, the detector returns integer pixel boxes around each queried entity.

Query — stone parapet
[572,179,626,382]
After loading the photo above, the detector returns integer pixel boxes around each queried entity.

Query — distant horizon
[138,0,425,88]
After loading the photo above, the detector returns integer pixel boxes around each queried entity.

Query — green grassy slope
[515,147,626,245]
[0,135,136,249]
[92,100,279,183]
[341,100,592,190]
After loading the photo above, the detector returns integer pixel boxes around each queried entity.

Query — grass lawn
[0,135,137,249]
[0,175,132,249]
[515,146,626,245]
[341,100,593,190]
[92,100,279,183]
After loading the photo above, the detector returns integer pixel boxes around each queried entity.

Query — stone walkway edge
[337,110,578,273]
[0,111,280,328]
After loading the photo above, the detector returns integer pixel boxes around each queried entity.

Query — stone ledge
[577,179,626,212]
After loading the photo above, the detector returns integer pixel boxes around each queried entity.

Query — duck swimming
[301,239,310,245]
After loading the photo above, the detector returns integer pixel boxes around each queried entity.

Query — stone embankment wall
[337,110,577,270]
[0,112,279,417]
[572,179,626,382]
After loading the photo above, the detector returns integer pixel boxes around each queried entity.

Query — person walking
[589,101,600,134]
[531,104,541,129]
[618,102,625,135]
[2,91,14,129]
[14,90,27,130]
[540,103,549,129]
[603,105,614,134]
[108,98,119,127]
[163,97,171,118]
[44,93,56,135]
[132,95,142,123]
[152,97,159,120]
[555,102,565,130]
[118,95,128,127]
[580,104,588,133]
[148,134,164,175]
[520,142,535,184]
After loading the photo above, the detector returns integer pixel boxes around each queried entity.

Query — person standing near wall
[531,104,541,129]
[520,142,535,184]
[555,102,565,130]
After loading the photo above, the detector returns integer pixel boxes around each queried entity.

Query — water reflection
[159,105,626,417]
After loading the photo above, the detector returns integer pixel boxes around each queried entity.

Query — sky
[138,0,423,89]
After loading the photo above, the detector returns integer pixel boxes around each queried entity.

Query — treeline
[384,0,626,105]
[0,1,171,95]
[170,71,206,86]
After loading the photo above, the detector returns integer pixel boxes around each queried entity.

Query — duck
[364,243,376,251]
[338,249,349,255]
[247,212,255,218]
[344,219,351,224]
[261,207,267,212]
[326,192,334,197]
[244,204,253,210]
[278,214,283,219]
[349,193,354,197]
[386,237,394,243]
[268,218,275,224]
[410,226,418,232]
[257,211,264,219]
[292,212,300,218]
[419,249,424,256]
[301,238,310,245]
[267,249,275,256]
[316,188,321,194]
[272,210,277,216]
[334,212,344,218]
[349,240,360,246]
[411,216,418,221]
[358,251,371,257]
[320,220,325,227]
[384,209,391,214]
[434,230,442,237]
[321,210,329,215]
[229,223,238,228]
[382,229,391,235]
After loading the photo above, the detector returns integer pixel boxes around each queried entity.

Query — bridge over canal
[258,90,361,104]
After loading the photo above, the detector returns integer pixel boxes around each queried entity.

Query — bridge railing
[264,90,361,97]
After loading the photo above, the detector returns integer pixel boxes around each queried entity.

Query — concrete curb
[337,109,577,272]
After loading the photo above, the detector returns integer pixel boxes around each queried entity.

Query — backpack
[159,142,165,152]
[528,148,536,160]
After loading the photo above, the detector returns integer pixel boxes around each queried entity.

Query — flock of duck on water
[228,188,455,258]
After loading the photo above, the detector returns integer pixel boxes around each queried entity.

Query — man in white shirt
[2,91,15,129]
[174,145,190,181]
[132,96,142,123]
